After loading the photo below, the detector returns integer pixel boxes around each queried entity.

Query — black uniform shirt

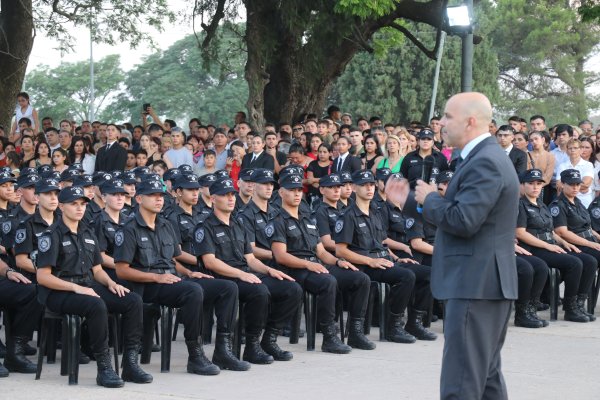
[166,204,208,270]
[1,205,33,252]
[551,194,592,233]
[517,196,554,241]
[82,200,103,227]
[588,197,600,232]
[405,212,437,244]
[94,210,125,258]
[238,200,278,250]
[399,150,449,188]
[267,207,320,259]
[334,202,388,258]
[193,196,213,219]
[312,201,342,238]
[386,202,408,243]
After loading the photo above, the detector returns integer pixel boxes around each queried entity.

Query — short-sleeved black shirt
[82,200,103,227]
[399,150,449,188]
[238,200,278,250]
[312,201,341,238]
[517,196,554,239]
[94,210,126,258]
[166,204,208,270]
[334,202,388,257]
[550,194,591,233]
[14,210,59,276]
[588,196,600,232]
[267,207,319,259]
[193,196,213,219]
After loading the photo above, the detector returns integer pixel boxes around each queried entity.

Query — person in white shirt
[556,138,595,207]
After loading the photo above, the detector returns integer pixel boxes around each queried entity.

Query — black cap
[100,179,127,194]
[279,164,304,179]
[247,168,276,184]
[41,171,61,180]
[214,169,230,180]
[0,172,17,185]
[37,165,52,175]
[122,171,137,184]
[319,174,343,187]
[140,173,162,182]
[16,173,40,188]
[199,174,218,187]
[560,168,582,185]
[437,170,454,184]
[519,169,545,183]
[238,169,255,182]
[163,168,182,182]
[375,168,392,182]
[173,174,201,190]
[35,178,60,194]
[92,172,113,186]
[279,173,304,189]
[417,129,435,140]
[209,178,237,195]
[68,163,84,173]
[73,174,94,187]
[60,168,81,182]
[178,164,194,175]
[110,170,124,179]
[20,167,37,177]
[339,171,353,184]
[136,179,165,195]
[0,166,12,176]
[133,166,151,178]
[352,169,376,185]
[58,186,90,203]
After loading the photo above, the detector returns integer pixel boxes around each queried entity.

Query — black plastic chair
[363,281,390,341]
[140,304,174,373]
[548,268,561,321]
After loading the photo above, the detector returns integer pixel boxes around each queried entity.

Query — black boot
[3,336,37,373]
[577,294,596,322]
[386,313,416,343]
[212,332,251,371]
[186,340,220,375]
[563,296,590,323]
[94,350,124,388]
[0,363,8,378]
[121,346,153,383]
[527,301,548,327]
[23,342,36,356]
[533,297,550,311]
[346,318,376,350]
[243,334,274,364]
[405,309,438,340]
[321,323,351,354]
[260,327,293,361]
[0,338,6,358]
[514,301,543,328]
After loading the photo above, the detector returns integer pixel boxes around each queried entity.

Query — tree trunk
[0,0,34,131]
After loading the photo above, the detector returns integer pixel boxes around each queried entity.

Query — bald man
[387,92,518,400]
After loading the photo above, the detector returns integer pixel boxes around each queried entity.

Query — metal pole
[461,0,474,92]
[429,31,446,121]
[89,17,95,121]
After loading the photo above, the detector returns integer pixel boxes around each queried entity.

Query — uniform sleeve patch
[334,219,344,234]
[592,208,600,219]
[195,228,205,243]
[550,206,560,217]
[405,218,415,229]
[265,223,275,238]
[39,236,51,252]
[114,231,124,247]
[15,229,26,244]
[2,221,11,234]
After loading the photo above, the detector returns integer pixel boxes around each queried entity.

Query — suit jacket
[508,147,527,174]
[94,142,127,172]
[241,151,275,170]
[421,136,519,300]
[331,154,361,174]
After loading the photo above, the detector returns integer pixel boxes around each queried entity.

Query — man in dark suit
[331,136,361,174]
[241,135,274,170]
[95,124,127,172]
[496,125,527,174]
[387,92,518,400]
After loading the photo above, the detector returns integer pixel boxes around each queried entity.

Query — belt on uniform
[535,232,553,242]
[370,250,389,258]
[576,229,596,241]
[58,275,92,285]
[299,256,318,262]
[147,267,175,274]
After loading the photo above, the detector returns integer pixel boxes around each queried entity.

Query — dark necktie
[338,157,343,171]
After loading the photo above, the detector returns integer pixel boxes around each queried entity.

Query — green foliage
[579,0,600,23]
[334,0,399,19]
[25,55,125,122]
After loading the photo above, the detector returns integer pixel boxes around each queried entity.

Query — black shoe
[321,323,351,354]
[346,318,375,350]
[260,327,293,361]
[0,363,8,378]
[23,342,36,356]
[281,326,305,338]
[243,334,274,364]
[405,309,438,340]
[564,296,590,323]
[386,314,416,344]
[3,336,37,373]
[514,302,543,328]
[79,352,91,364]
[94,351,124,388]
[186,340,220,375]
[577,294,596,321]
[527,302,549,327]
[0,338,6,358]
[121,347,153,383]
[212,333,251,371]
[533,298,550,311]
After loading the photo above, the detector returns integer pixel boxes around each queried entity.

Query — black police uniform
[238,199,278,255]
[313,200,342,242]
[1,204,35,269]
[588,196,600,233]
[514,254,549,327]
[383,202,413,259]
[399,150,448,189]
[14,210,59,280]
[95,209,126,281]
[404,212,437,266]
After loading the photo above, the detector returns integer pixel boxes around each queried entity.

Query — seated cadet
[399,128,449,189]
[36,186,152,387]
[161,168,181,215]
[312,173,345,253]
[83,172,111,225]
[551,168,600,319]
[113,179,220,376]
[193,177,302,363]
[270,165,312,217]
[195,173,217,217]
[516,169,596,322]
[95,179,131,281]
[238,168,279,263]
[514,243,550,328]
[59,168,80,188]
[335,170,436,342]
[268,173,373,352]
[121,171,138,217]
[338,171,354,210]
[14,178,61,282]
[0,172,17,273]
[167,174,248,371]
[233,169,254,215]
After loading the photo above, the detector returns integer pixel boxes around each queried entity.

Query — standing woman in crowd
[20,135,35,167]
[306,134,322,161]
[377,135,404,173]
[527,131,555,203]
[69,136,96,175]
[29,141,52,168]
[306,143,333,203]
[11,92,39,135]
[225,140,246,189]
[299,132,310,152]
[6,152,21,177]
[139,133,152,156]
[51,148,69,173]
[361,134,384,172]
[513,132,529,152]
[146,137,163,166]
[580,137,596,165]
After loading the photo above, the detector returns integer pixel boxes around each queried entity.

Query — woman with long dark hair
[52,148,70,173]
[361,134,383,172]
[29,141,51,168]
[306,143,333,202]
[69,136,96,174]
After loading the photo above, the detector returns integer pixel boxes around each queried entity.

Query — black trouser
[45,282,143,354]
[402,262,432,310]
[138,281,203,341]
[516,255,549,302]
[187,277,238,333]
[284,268,338,326]
[230,274,302,335]
[530,248,596,297]
[358,262,416,315]
[0,279,41,337]
[328,265,370,319]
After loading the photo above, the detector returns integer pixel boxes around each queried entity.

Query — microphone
[416,155,435,214]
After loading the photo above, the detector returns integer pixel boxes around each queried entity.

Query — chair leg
[46,319,57,364]
[378,283,389,341]
[289,304,301,344]
[171,310,180,341]
[109,315,119,375]
[549,268,559,321]
[36,318,48,380]
[69,315,81,385]
[160,306,172,373]
[140,306,157,364]
[364,282,377,334]
[60,318,69,376]
[305,292,316,351]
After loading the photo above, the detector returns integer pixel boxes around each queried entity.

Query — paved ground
[3,308,600,400]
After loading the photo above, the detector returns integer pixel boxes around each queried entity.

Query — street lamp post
[447,2,474,93]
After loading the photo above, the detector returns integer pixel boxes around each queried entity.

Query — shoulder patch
[265,223,275,238]
[550,206,560,217]
[15,228,26,244]
[195,228,205,243]
[592,208,600,219]
[405,218,415,229]
[334,219,344,234]
[39,236,51,253]
[114,231,124,247]
[2,221,10,234]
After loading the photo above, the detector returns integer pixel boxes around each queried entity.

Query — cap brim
[59,195,90,203]
[280,183,303,189]
[36,187,60,194]
[211,187,237,196]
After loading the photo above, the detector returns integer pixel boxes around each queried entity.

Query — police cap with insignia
[40,170,61,180]
[122,171,137,184]
[279,164,304,179]
[73,174,94,187]
[133,166,151,178]
[199,173,217,188]
[417,128,435,140]
[58,186,91,203]
[100,179,128,195]
[20,167,37,177]
[437,170,454,184]
[247,168,276,184]
[178,164,194,175]
[36,164,53,175]
[136,179,165,195]
[560,168,582,185]
[375,168,392,183]
[69,163,84,173]
[173,174,201,190]
[59,168,81,182]
[519,168,545,183]
[16,173,40,188]
[352,169,376,185]
[340,171,353,184]
[209,178,237,195]
[238,169,255,182]
[279,173,303,190]
[214,169,230,180]
[92,172,113,186]
[319,174,343,187]
[141,173,162,182]
[163,168,182,182]
[0,171,17,185]
[110,170,124,179]
[0,166,12,176]
[35,178,61,194]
